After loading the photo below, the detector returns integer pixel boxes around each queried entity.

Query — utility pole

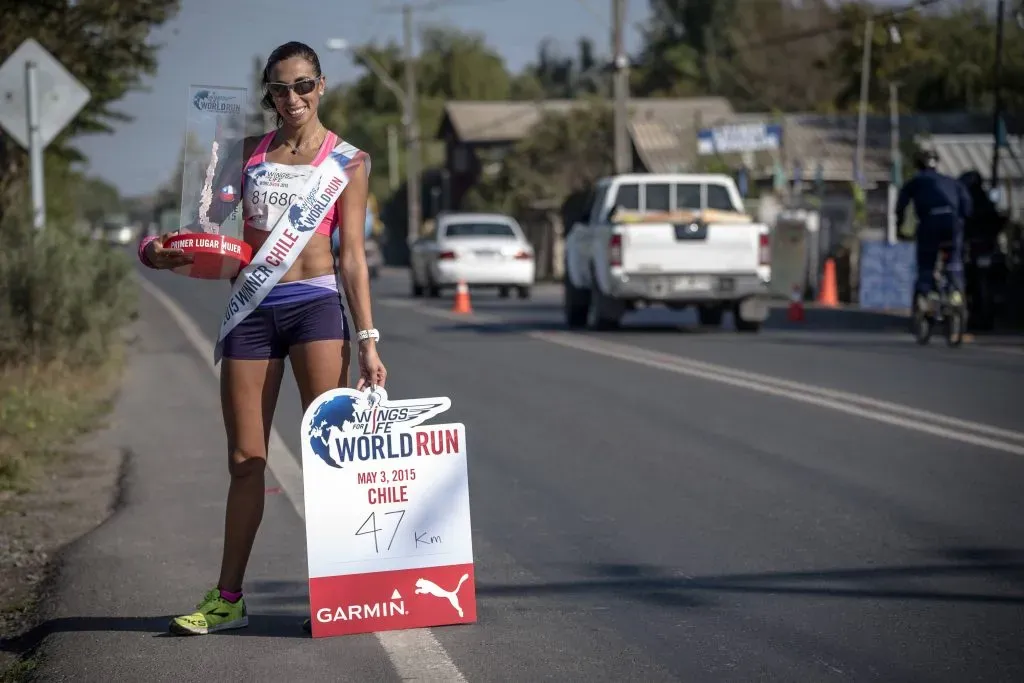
[854,16,873,189]
[888,81,900,244]
[612,0,630,174]
[991,0,1006,201]
[387,124,399,191]
[403,3,422,243]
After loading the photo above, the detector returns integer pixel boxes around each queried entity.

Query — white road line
[544,334,1024,444]
[138,275,468,683]
[382,298,1024,457]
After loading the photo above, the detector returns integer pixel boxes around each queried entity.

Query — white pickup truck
[563,173,771,331]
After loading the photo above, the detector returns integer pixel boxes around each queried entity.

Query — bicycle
[912,243,967,347]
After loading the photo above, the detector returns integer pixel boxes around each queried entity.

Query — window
[613,183,639,210]
[443,222,517,238]
[706,184,737,211]
[675,183,701,211]
[645,183,671,212]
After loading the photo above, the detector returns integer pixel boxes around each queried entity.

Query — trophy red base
[165,233,252,280]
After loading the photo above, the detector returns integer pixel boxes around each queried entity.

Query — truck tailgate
[620,221,764,274]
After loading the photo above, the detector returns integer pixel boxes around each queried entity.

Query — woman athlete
[137,41,387,635]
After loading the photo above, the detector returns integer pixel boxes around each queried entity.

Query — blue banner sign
[858,240,916,310]
[697,123,783,156]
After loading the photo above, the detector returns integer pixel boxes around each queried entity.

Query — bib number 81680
[251,190,298,207]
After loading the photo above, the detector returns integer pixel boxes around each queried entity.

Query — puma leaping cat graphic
[414,574,470,617]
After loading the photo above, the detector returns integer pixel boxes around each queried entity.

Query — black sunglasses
[266,78,319,98]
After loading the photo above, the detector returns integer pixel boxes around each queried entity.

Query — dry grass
[0,351,124,494]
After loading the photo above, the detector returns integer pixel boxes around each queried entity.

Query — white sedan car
[410,212,535,299]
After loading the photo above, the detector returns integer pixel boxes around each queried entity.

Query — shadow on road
[4,549,1022,649]
[0,580,315,653]
[476,547,1024,608]
[0,613,313,653]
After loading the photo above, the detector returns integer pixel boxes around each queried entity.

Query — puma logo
[414,574,470,617]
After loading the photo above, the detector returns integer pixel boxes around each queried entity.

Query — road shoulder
[8,282,398,682]
[0,379,126,682]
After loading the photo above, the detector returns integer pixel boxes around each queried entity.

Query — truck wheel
[697,305,724,327]
[586,277,624,331]
[564,277,590,328]
[733,297,765,333]
[735,317,761,333]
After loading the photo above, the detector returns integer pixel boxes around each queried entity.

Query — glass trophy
[167,84,252,279]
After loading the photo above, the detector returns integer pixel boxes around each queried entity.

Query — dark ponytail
[260,41,323,128]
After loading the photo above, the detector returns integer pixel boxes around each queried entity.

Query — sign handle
[25,60,45,231]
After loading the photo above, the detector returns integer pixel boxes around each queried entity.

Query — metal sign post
[0,38,91,231]
[25,61,45,230]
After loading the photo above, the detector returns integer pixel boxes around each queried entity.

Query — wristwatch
[357,328,380,343]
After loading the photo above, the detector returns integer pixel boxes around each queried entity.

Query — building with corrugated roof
[435,98,1020,226]
[923,134,1024,219]
[436,97,735,209]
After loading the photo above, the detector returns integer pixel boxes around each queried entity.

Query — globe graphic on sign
[308,394,359,468]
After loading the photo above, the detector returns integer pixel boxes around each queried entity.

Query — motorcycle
[963,237,1008,331]
[957,170,1010,332]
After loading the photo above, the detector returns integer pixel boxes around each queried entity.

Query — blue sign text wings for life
[306,387,452,469]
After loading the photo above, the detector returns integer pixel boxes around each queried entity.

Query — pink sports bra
[241,130,340,237]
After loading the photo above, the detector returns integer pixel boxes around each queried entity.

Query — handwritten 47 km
[354,511,443,554]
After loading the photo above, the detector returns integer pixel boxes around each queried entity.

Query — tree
[73,176,123,227]
[321,26,516,208]
[498,101,615,213]
[418,26,512,100]
[516,37,608,100]
[823,0,1024,115]
[0,0,181,212]
[723,0,843,111]
[633,0,736,98]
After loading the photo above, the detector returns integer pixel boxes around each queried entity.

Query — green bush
[0,212,137,368]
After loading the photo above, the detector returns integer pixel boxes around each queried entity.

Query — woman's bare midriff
[244,226,337,282]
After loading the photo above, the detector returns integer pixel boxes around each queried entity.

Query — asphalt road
[29,263,1024,682]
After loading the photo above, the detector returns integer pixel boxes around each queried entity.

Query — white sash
[213,139,360,364]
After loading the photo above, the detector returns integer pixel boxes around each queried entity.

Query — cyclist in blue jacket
[895,149,973,312]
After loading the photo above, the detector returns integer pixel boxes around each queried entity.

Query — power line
[374,0,509,13]
[733,0,949,53]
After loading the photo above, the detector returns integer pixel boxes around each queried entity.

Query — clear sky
[72,0,652,198]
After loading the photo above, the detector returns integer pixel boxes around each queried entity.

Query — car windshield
[444,222,517,238]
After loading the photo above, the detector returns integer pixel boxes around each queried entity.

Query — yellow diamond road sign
[0,38,91,150]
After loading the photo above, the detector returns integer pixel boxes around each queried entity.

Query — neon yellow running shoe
[169,588,248,635]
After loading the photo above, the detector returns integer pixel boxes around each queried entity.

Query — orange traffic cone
[818,258,838,308]
[787,284,805,322]
[452,280,473,314]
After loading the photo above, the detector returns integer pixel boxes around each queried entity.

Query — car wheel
[517,286,531,300]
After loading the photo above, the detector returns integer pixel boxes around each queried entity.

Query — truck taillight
[609,234,622,267]
[438,250,456,260]
[759,233,770,266]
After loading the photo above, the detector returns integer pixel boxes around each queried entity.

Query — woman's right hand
[145,231,195,270]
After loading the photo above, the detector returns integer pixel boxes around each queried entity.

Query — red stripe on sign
[308,563,476,638]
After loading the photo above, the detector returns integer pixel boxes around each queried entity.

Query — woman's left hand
[355,342,387,391]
